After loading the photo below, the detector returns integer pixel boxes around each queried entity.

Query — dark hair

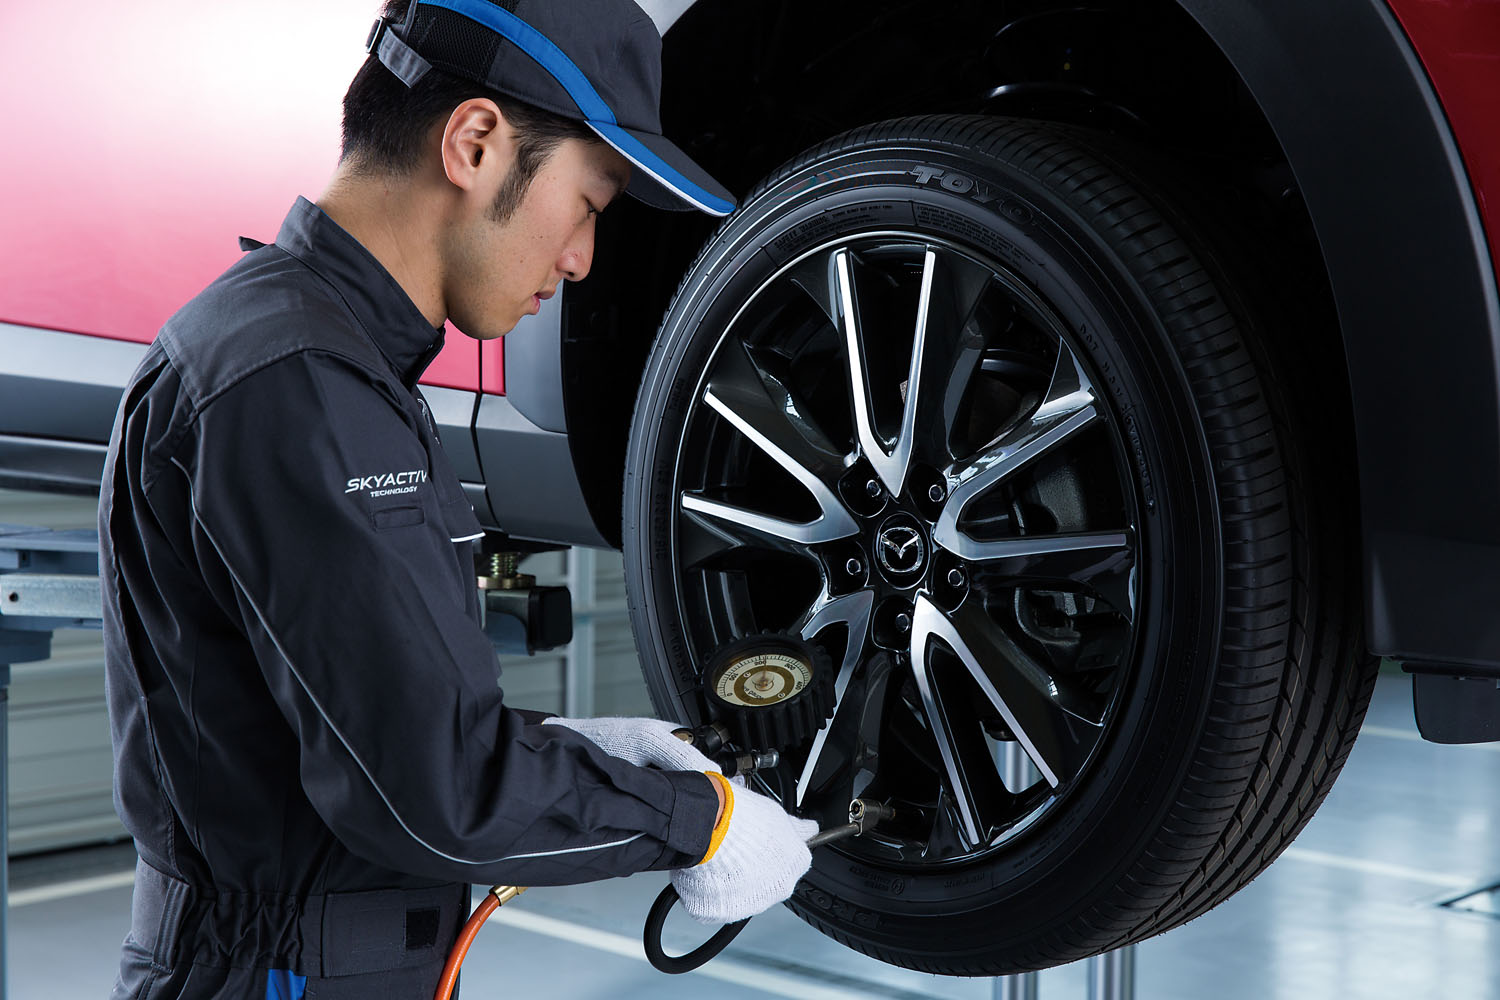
[340,2,598,221]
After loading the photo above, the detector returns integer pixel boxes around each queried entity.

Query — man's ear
[439,98,510,193]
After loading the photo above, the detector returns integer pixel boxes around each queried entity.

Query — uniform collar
[273,196,445,387]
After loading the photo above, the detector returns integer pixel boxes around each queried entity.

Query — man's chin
[453,322,517,341]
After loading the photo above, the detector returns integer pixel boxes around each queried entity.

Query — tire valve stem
[806,798,897,849]
[849,798,896,832]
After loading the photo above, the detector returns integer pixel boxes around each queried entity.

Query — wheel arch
[1168,0,1500,670]
[560,0,1500,668]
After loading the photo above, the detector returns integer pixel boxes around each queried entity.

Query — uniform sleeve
[168,353,716,885]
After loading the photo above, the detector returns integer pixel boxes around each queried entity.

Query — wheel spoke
[908,607,1012,848]
[907,248,994,469]
[864,248,921,495]
[793,589,875,807]
[805,247,993,496]
[957,530,1136,616]
[911,596,1098,796]
[681,341,858,547]
[934,341,1099,559]
[679,495,848,547]
[830,249,894,493]
[677,505,810,568]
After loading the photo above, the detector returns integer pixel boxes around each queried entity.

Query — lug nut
[894,612,912,633]
[947,568,965,588]
[865,478,882,498]
[928,483,946,503]
[845,557,864,576]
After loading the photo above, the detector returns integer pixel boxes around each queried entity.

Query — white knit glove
[670,782,820,925]
[543,716,721,773]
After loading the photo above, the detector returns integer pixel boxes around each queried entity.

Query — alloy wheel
[671,234,1142,867]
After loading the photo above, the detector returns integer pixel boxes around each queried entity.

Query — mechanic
[99,1,816,997]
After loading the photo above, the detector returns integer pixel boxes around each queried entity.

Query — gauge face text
[714,652,813,707]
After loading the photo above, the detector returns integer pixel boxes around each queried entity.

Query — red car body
[1,1,1495,376]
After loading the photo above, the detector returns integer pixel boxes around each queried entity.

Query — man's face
[443,136,629,340]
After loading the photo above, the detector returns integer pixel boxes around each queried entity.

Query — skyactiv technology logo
[345,469,429,497]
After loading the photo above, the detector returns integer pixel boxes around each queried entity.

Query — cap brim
[586,121,737,217]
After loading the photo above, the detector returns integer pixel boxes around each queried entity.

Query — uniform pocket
[371,505,425,531]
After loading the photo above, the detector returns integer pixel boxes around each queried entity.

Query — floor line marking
[1279,847,1472,889]
[10,869,136,907]
[1360,724,1500,752]
[481,898,875,1000]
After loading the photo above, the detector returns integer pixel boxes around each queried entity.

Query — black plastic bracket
[482,586,573,655]
[1411,672,1500,745]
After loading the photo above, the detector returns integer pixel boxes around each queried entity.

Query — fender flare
[1174,0,1500,667]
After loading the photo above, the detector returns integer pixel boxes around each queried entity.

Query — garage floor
[13,672,1500,1000]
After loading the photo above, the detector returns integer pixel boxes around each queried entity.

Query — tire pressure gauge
[702,634,836,752]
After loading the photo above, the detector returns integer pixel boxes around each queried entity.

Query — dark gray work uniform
[100,197,717,1000]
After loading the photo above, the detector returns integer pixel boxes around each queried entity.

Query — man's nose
[559,226,595,282]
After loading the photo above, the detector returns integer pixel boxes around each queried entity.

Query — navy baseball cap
[366,0,737,216]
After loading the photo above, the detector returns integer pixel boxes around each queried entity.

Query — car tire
[622,115,1377,975]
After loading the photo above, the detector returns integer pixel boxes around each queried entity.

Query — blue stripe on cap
[587,121,736,216]
[417,0,617,124]
[415,0,734,215]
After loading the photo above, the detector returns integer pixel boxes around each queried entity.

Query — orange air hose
[433,885,524,1000]
[432,762,725,997]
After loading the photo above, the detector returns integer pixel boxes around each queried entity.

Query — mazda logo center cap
[875,515,928,578]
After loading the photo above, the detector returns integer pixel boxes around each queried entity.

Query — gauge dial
[712,652,813,707]
[701,634,835,753]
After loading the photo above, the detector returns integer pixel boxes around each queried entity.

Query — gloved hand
[671,779,820,925]
[543,716,720,773]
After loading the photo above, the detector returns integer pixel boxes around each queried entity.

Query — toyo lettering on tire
[622,115,1377,975]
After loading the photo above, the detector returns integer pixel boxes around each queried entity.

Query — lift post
[992,745,1139,1000]
[992,947,1137,1000]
